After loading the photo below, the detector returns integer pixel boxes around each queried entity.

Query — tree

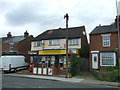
[69,54,82,76]
[79,47,89,58]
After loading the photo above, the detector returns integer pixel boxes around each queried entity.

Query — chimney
[99,24,101,26]
[7,32,12,38]
[24,30,29,37]
[58,27,61,29]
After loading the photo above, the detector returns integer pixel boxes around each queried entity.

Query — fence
[80,58,90,71]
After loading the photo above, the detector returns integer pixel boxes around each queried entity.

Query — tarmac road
[2,75,118,88]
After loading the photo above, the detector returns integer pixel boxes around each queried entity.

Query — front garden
[91,66,119,82]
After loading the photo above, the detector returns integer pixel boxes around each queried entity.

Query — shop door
[55,56,59,67]
[92,54,98,69]
[43,56,52,75]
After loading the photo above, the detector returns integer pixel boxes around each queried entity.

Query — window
[34,41,42,47]
[70,39,79,45]
[102,34,111,47]
[49,39,59,45]
[9,43,14,51]
[100,52,116,66]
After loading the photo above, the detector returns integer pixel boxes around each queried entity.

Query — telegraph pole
[116,0,120,82]
[64,13,69,78]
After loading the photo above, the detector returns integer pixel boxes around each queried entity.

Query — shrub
[92,68,119,82]
[109,69,119,82]
[69,54,82,76]
[79,47,89,58]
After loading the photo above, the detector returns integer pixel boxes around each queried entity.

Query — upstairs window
[9,43,14,51]
[102,34,111,47]
[34,41,42,47]
[49,39,59,45]
[70,39,79,45]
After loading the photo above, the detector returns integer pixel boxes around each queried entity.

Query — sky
[0,0,120,41]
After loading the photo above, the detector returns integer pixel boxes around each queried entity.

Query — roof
[1,36,25,43]
[33,26,85,41]
[90,24,118,35]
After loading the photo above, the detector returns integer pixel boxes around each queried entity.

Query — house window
[34,41,42,47]
[100,52,116,66]
[102,34,111,47]
[70,39,79,45]
[49,39,59,45]
[9,43,14,51]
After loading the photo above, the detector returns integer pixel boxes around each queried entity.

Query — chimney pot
[99,24,101,26]
[7,32,12,38]
[24,30,29,37]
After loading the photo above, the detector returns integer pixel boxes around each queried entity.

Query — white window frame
[70,39,79,45]
[100,52,116,66]
[49,39,59,45]
[9,43,14,51]
[34,41,42,47]
[101,34,111,47]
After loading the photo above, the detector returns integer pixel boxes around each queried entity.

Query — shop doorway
[55,55,59,67]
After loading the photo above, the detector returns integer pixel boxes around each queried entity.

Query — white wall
[31,38,81,51]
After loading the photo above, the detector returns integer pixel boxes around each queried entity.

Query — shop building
[29,26,89,76]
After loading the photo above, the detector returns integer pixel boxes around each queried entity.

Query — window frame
[100,52,116,66]
[49,39,60,46]
[69,39,79,45]
[34,41,42,47]
[101,34,111,47]
[9,43,14,51]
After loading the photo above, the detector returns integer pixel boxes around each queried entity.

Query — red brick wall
[2,43,19,52]
[2,43,9,51]
[89,32,118,69]
[90,32,118,51]
[81,31,89,49]
[13,43,19,51]
[2,36,34,62]
[18,36,34,62]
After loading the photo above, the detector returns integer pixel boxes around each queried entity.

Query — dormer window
[102,34,111,47]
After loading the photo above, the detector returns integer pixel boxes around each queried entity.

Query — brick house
[29,26,89,75]
[89,24,118,69]
[0,31,34,62]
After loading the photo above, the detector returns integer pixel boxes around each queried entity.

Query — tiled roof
[33,26,85,41]
[90,24,117,35]
[2,36,25,43]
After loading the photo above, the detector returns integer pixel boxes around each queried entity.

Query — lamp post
[64,13,69,78]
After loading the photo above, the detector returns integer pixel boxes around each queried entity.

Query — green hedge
[92,67,119,82]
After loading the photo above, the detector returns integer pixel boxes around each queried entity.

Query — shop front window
[59,56,64,68]
[33,56,42,67]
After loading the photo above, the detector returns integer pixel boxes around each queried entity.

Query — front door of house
[92,54,98,69]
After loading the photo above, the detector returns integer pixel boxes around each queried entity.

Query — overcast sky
[0,0,120,40]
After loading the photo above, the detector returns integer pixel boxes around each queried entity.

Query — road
[2,75,118,88]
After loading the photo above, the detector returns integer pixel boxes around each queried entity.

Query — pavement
[2,69,120,88]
